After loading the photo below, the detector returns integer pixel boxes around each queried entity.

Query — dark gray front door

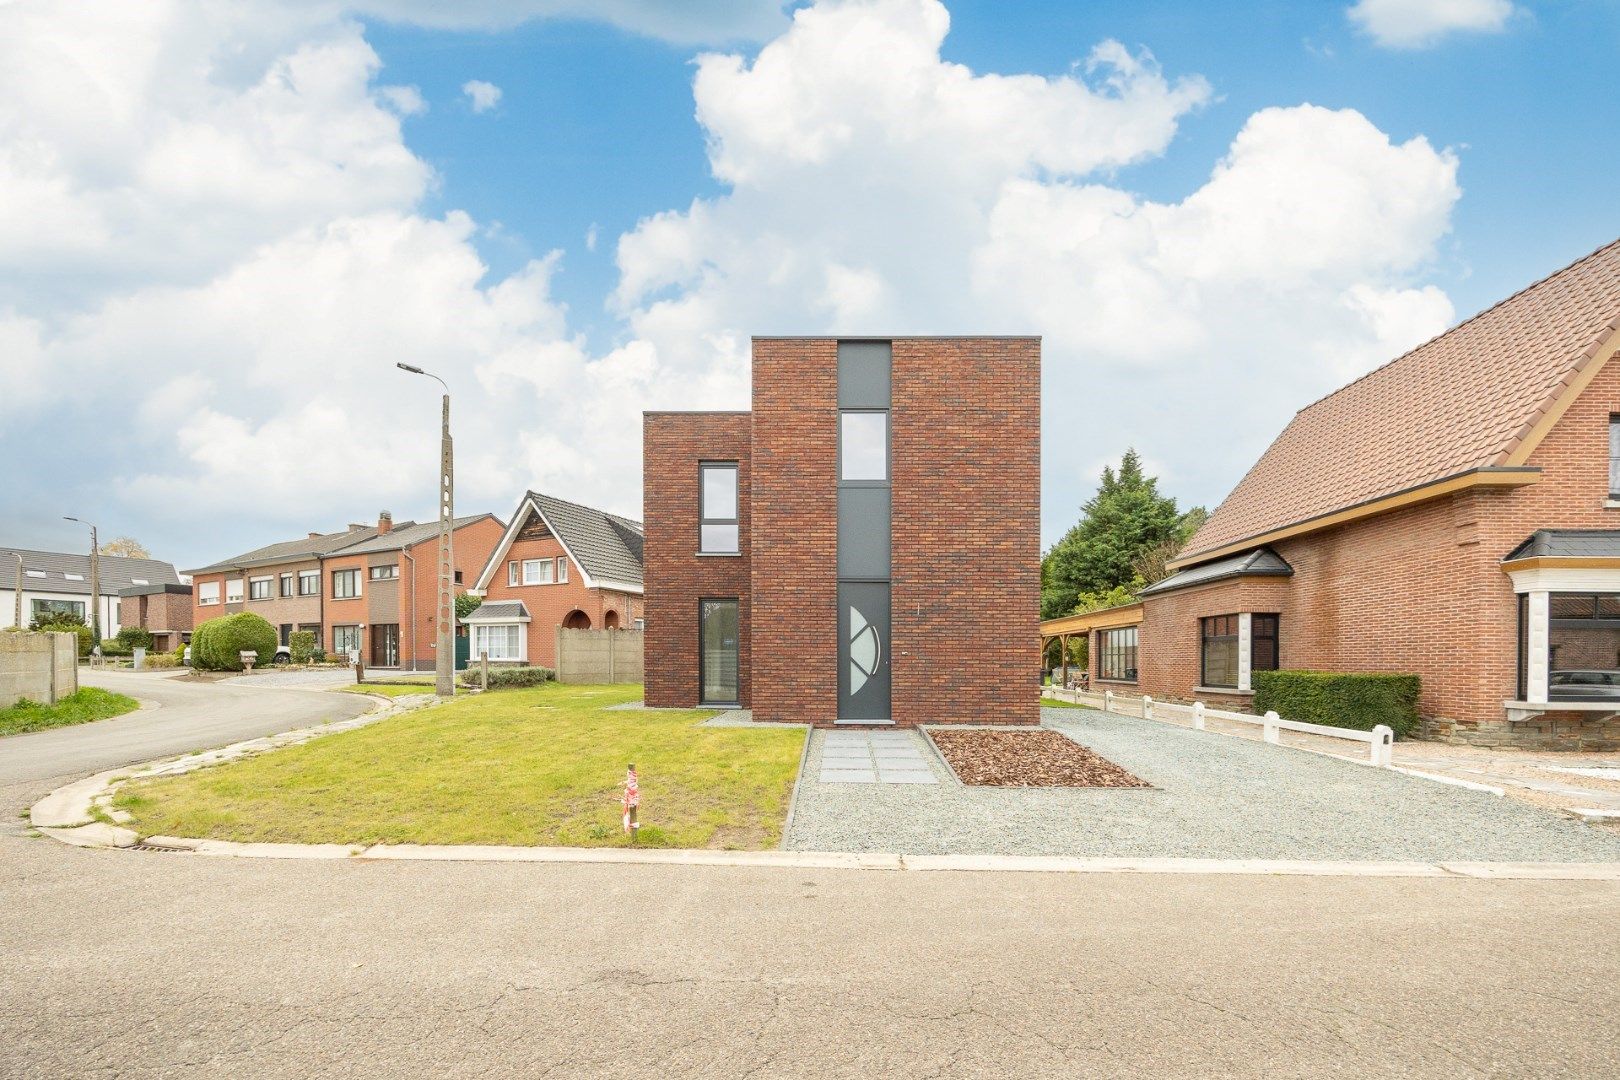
[839,582,890,721]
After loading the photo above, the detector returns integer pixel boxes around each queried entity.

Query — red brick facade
[1135,344,1620,749]
[479,528,643,669]
[644,337,1041,727]
[117,587,193,651]
[643,412,753,709]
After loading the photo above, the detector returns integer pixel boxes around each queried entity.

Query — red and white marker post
[622,763,639,841]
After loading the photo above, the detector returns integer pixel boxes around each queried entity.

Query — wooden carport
[1039,602,1143,688]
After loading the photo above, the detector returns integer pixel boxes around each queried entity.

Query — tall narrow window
[700,599,740,704]
[1609,415,1620,499]
[700,463,739,554]
[1200,615,1240,688]
[1251,614,1280,675]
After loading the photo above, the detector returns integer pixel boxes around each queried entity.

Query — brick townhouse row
[188,495,642,671]
[1042,236,1620,750]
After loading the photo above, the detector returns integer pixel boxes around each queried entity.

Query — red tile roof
[1181,238,1620,562]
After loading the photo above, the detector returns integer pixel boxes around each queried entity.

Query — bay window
[1533,593,1620,701]
[472,623,523,662]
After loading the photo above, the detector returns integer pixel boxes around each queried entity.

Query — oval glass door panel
[850,606,880,693]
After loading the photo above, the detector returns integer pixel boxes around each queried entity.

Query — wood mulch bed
[929,729,1151,788]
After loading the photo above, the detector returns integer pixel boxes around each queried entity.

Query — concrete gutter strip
[1389,766,1507,796]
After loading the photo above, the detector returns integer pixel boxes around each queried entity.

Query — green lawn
[116,683,806,849]
[336,683,439,699]
[1040,696,1094,710]
[0,687,140,737]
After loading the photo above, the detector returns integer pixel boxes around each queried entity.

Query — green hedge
[460,665,555,689]
[192,613,278,671]
[116,626,155,651]
[1251,670,1421,738]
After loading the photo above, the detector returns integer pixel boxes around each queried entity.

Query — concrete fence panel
[555,627,644,685]
[1,632,78,708]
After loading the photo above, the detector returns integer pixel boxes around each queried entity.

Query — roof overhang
[1169,466,1542,571]
[1501,557,1620,573]
[1040,603,1143,640]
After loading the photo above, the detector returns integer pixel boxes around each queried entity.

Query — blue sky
[2,0,1618,570]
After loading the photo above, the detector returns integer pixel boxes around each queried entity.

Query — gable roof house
[468,492,644,669]
[1093,237,1620,749]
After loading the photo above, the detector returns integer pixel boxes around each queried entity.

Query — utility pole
[63,517,100,641]
[397,364,456,698]
[13,552,22,629]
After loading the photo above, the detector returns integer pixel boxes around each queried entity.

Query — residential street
[2,834,1617,1078]
[0,670,371,825]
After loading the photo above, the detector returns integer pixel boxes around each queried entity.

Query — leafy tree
[455,593,483,621]
[99,537,151,558]
[1041,449,1185,619]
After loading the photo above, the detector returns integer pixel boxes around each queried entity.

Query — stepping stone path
[818,730,938,784]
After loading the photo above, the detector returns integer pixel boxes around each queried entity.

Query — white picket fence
[1043,685,1394,768]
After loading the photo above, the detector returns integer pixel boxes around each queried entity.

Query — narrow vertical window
[556,557,568,583]
[840,412,888,481]
[1610,415,1620,499]
[700,463,739,554]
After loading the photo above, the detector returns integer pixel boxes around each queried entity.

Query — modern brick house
[117,583,194,651]
[644,337,1040,726]
[3,546,183,637]
[468,492,644,668]
[1056,238,1620,750]
[187,511,503,670]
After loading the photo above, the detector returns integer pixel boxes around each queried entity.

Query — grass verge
[116,683,805,849]
[1040,697,1094,710]
[0,687,140,737]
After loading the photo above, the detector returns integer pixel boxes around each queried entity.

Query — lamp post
[63,516,100,641]
[396,363,455,698]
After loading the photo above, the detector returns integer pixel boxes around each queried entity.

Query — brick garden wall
[643,412,753,709]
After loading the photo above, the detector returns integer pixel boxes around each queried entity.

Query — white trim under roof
[473,494,644,595]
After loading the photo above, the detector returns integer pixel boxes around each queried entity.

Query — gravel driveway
[784,707,1620,861]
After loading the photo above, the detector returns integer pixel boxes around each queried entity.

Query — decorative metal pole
[396,364,456,698]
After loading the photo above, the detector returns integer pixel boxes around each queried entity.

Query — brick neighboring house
[644,336,1041,727]
[117,584,193,651]
[186,511,504,670]
[1066,237,1620,750]
[467,492,644,668]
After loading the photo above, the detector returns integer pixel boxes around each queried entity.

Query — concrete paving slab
[820,770,878,784]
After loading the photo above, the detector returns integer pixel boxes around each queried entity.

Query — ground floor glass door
[838,582,891,721]
[370,623,399,667]
[700,599,740,705]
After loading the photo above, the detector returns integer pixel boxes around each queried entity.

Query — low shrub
[311,648,328,664]
[116,626,155,651]
[37,623,95,658]
[289,630,316,664]
[143,653,179,669]
[191,613,278,671]
[1251,670,1421,738]
[460,665,555,689]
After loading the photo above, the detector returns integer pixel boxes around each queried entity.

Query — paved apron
[818,730,938,784]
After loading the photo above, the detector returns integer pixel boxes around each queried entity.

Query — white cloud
[461,79,502,113]
[0,0,1468,567]
[1348,0,1515,49]
[613,0,1462,532]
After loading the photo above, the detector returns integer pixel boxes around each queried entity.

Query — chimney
[308,532,323,540]
[378,511,393,535]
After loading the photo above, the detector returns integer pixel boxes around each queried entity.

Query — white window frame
[556,557,568,583]
[225,579,244,604]
[198,582,221,606]
[368,564,399,581]
[298,570,319,596]
[280,573,294,598]
[521,558,553,586]
[331,568,362,600]
[471,622,526,662]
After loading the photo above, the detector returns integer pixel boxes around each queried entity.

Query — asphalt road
[2,838,1618,1078]
[0,669,371,821]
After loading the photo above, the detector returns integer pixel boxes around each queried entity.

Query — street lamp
[63,516,100,642]
[396,363,456,698]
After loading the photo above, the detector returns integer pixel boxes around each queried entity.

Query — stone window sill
[1194,686,1253,697]
[696,552,743,558]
